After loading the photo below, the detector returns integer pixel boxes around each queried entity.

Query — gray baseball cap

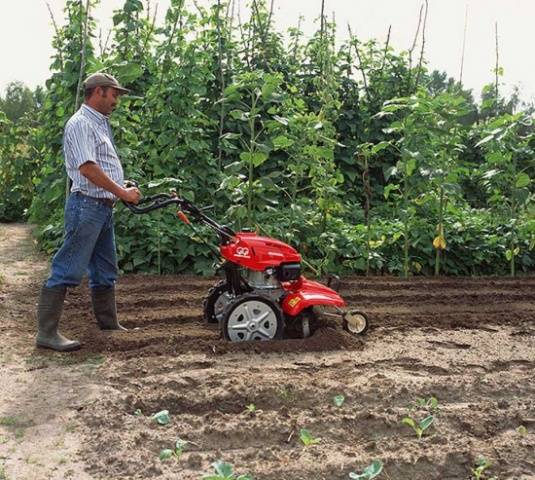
[84,72,130,94]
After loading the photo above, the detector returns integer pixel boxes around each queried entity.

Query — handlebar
[121,181,235,240]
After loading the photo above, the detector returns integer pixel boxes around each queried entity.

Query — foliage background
[0,0,534,277]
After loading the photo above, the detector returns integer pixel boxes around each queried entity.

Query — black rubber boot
[36,286,81,352]
[91,286,127,331]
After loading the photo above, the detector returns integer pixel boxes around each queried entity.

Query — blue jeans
[46,192,118,289]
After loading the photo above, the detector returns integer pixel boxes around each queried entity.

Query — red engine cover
[220,232,301,271]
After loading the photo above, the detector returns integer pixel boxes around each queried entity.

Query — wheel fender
[282,284,346,316]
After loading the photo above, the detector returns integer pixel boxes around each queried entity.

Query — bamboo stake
[459,4,468,84]
[71,0,90,199]
[45,1,64,69]
[414,0,429,90]
[348,24,371,103]
[216,0,226,170]
[320,0,325,40]
[495,21,499,116]
[141,3,158,59]
[407,3,423,92]
[75,0,90,112]
[379,25,392,75]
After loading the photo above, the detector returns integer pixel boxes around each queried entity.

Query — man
[35,72,141,352]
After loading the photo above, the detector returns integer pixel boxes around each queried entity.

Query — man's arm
[79,162,141,204]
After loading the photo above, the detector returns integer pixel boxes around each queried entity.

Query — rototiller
[123,186,368,342]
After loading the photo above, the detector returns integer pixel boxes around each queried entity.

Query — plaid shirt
[63,104,124,200]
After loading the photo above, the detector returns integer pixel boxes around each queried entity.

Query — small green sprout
[349,460,383,479]
[333,394,346,407]
[299,428,321,446]
[471,457,496,480]
[402,415,434,439]
[202,460,252,480]
[133,409,143,416]
[159,437,188,462]
[516,425,527,435]
[242,403,263,416]
[152,410,170,425]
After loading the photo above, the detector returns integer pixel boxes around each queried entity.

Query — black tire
[203,280,231,324]
[343,310,369,335]
[222,293,284,342]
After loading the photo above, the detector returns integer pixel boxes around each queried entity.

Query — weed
[516,425,527,435]
[202,461,252,480]
[133,409,143,416]
[299,429,321,446]
[349,460,383,479]
[0,417,17,427]
[159,438,188,462]
[0,463,8,480]
[401,415,434,439]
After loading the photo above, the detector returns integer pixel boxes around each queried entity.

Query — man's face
[96,87,121,115]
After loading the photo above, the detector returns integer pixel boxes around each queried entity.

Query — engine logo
[235,247,251,258]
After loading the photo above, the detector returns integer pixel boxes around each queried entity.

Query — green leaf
[175,437,188,451]
[159,449,174,461]
[515,172,531,188]
[349,460,383,480]
[401,416,417,430]
[419,415,434,432]
[240,151,268,167]
[371,141,390,155]
[272,135,294,150]
[299,428,321,446]
[212,460,233,477]
[152,410,170,425]
[333,394,345,407]
[406,158,417,176]
[115,63,143,84]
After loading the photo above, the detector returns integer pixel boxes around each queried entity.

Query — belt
[76,192,116,208]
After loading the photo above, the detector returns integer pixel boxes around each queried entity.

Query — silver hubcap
[227,300,279,342]
[345,312,367,334]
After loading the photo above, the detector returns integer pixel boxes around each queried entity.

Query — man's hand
[120,187,142,204]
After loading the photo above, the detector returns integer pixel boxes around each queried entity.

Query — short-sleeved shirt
[63,104,124,200]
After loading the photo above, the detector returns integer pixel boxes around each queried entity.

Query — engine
[242,263,301,303]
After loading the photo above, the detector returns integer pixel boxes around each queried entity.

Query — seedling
[152,410,170,425]
[299,428,321,446]
[202,460,252,480]
[133,409,143,416]
[333,394,346,407]
[159,438,188,461]
[349,460,383,479]
[471,457,496,480]
[516,425,527,435]
[401,415,434,439]
[242,403,263,416]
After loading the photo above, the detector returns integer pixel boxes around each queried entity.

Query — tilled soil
[1,224,534,479]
